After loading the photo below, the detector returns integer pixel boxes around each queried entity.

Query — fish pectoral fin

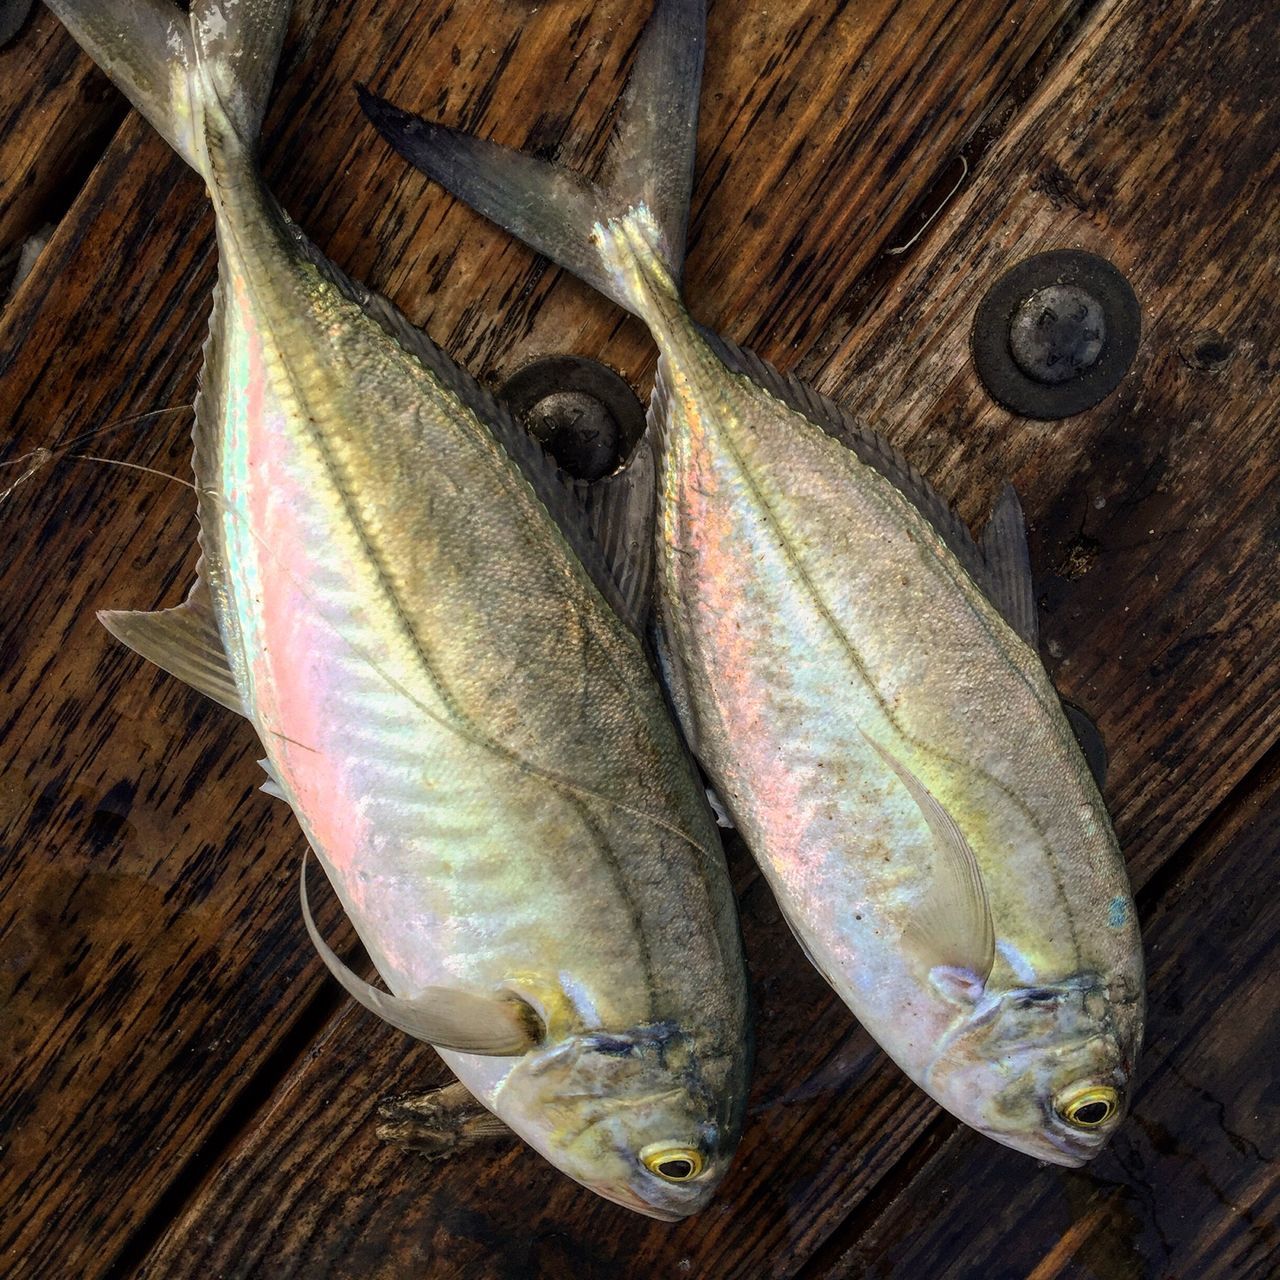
[979,484,1039,649]
[375,1081,515,1160]
[98,578,244,716]
[861,732,996,994]
[300,851,543,1055]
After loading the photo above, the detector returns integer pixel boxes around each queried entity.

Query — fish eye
[640,1143,704,1182]
[1056,1086,1120,1129]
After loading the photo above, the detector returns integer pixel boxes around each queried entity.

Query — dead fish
[360,0,1145,1165]
[49,0,749,1216]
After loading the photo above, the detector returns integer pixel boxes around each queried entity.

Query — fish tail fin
[357,0,705,320]
[47,0,290,177]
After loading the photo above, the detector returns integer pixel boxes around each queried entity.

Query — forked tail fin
[357,0,705,321]
[47,0,290,176]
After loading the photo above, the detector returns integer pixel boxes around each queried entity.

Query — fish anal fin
[861,732,995,992]
[569,436,658,634]
[256,757,288,802]
[705,786,734,829]
[300,852,543,1055]
[979,484,1039,648]
[98,576,244,716]
[375,1081,514,1160]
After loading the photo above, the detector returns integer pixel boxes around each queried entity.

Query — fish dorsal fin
[283,218,646,636]
[701,328,992,583]
[979,485,1038,648]
[98,576,244,716]
[566,435,658,633]
[862,732,995,995]
[300,852,542,1055]
[1061,701,1108,791]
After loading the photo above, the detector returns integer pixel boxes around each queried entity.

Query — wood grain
[0,3,1091,1274]
[128,0,1280,1272]
[787,0,1280,1268]
[329,0,1089,380]
[800,0,1280,890]
[0,7,123,296]
[135,848,942,1279]
[2,0,1276,1276]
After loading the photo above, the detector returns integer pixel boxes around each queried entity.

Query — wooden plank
[130,1,1280,1277]
[797,0,1280,889]
[0,8,124,295]
[336,0,1090,379]
[812,749,1280,1279]
[784,0,1280,1268]
[0,0,1193,1276]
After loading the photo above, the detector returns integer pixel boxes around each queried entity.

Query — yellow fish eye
[1057,1086,1120,1129]
[640,1144,704,1182]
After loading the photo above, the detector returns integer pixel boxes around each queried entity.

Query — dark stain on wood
[1,0,1276,1277]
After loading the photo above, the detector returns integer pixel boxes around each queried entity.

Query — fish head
[496,1020,745,1219]
[925,971,1144,1165]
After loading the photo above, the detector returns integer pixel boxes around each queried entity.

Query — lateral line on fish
[863,465,1087,965]
[199,483,722,866]
[29,361,722,872]
[561,800,661,1023]
[71,64,723,932]
[211,159,676,861]
[204,135,495,755]
[692,361,1086,969]
[204,179,723,910]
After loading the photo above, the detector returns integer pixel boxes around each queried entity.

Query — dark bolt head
[971,250,1140,420]
[1009,284,1106,384]
[523,390,624,481]
[500,355,647,482]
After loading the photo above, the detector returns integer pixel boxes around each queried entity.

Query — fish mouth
[980,1126,1094,1167]
[1041,1128,1102,1166]
[592,1182,689,1222]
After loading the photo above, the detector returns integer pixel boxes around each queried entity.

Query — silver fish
[50,0,749,1216]
[361,0,1145,1164]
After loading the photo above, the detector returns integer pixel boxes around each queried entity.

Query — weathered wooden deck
[1,1,1276,1276]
